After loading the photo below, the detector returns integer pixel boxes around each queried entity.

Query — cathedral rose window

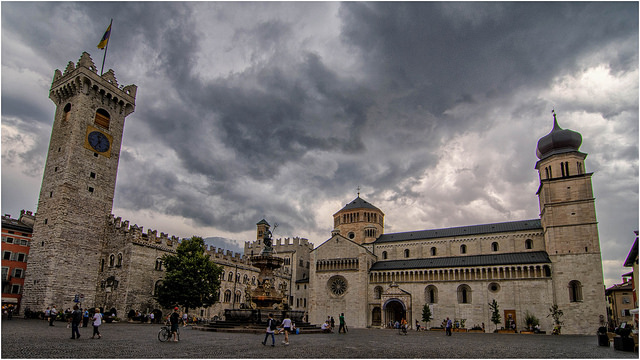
[328,275,347,296]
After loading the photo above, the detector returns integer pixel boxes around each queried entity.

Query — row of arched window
[373,279,583,304]
[380,239,534,260]
[100,253,123,271]
[370,265,552,283]
[220,270,257,285]
[335,211,381,226]
[543,161,584,180]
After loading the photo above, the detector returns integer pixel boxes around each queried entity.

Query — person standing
[45,307,50,323]
[82,309,89,327]
[70,305,82,339]
[149,312,155,324]
[280,313,292,345]
[182,311,188,327]
[262,313,276,347]
[445,317,452,336]
[338,313,346,333]
[91,308,102,339]
[415,319,421,331]
[49,306,58,326]
[330,316,335,331]
[170,307,180,342]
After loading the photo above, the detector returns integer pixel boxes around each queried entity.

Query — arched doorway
[371,307,381,326]
[383,299,406,327]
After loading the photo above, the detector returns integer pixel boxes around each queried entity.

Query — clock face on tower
[88,131,110,152]
[84,125,113,157]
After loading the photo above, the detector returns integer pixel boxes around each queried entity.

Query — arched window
[460,244,467,254]
[220,270,225,281]
[236,273,241,283]
[425,285,438,304]
[243,274,249,284]
[491,242,499,252]
[63,103,71,121]
[431,247,437,256]
[382,251,387,260]
[109,254,115,267]
[223,290,232,303]
[94,108,110,129]
[234,291,242,303]
[374,286,383,300]
[154,280,162,295]
[155,258,162,271]
[228,272,234,282]
[457,284,472,304]
[569,280,583,302]
[117,253,123,267]
[525,239,533,250]
[404,249,410,258]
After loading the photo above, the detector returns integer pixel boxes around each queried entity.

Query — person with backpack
[262,313,276,347]
[70,305,82,339]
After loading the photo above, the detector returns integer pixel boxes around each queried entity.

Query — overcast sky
[1,2,637,287]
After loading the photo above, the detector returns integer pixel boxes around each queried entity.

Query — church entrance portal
[383,299,406,327]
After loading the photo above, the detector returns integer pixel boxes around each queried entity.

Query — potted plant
[522,311,539,333]
[547,304,564,335]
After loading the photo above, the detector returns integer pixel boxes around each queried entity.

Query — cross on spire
[357,185,361,197]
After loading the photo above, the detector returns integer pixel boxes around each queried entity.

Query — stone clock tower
[22,53,136,312]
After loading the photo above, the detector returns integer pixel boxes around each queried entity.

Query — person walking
[49,306,58,326]
[170,307,180,342]
[45,307,50,323]
[262,313,276,347]
[82,308,89,327]
[338,313,346,333]
[91,308,102,339]
[281,313,292,345]
[70,305,82,339]
[445,317,453,336]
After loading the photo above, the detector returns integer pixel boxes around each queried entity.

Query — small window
[431,247,437,256]
[116,253,122,267]
[404,249,410,258]
[13,268,23,278]
[460,244,467,254]
[457,284,472,304]
[228,272,233,282]
[3,251,12,261]
[155,258,162,271]
[491,242,499,252]
[426,285,438,304]
[569,280,583,302]
[382,251,387,260]
[5,237,13,244]
[11,284,20,294]
[525,239,533,250]
[109,254,115,267]
[223,290,232,303]
[63,103,72,120]
[90,172,96,179]
[16,253,26,262]
[374,286,383,300]
[94,109,110,129]
[88,187,94,193]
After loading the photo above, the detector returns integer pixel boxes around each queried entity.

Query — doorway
[504,310,517,331]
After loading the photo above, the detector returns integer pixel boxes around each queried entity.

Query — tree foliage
[422,303,433,325]
[547,304,564,326]
[489,299,501,331]
[154,236,223,311]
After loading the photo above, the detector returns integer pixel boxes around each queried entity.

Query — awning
[2,298,18,304]
[629,308,638,314]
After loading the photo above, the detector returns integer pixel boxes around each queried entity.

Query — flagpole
[100,19,113,76]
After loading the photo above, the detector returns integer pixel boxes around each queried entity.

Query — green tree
[154,236,223,312]
[547,304,564,334]
[422,303,433,328]
[489,299,501,332]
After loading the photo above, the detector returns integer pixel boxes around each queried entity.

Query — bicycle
[158,322,180,342]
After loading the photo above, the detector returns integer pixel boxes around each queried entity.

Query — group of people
[320,313,347,333]
[262,313,296,346]
[43,305,104,339]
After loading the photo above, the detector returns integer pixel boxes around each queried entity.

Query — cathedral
[21,53,606,335]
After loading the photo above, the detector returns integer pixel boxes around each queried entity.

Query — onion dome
[536,112,582,159]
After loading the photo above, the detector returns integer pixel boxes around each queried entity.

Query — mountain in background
[203,236,244,255]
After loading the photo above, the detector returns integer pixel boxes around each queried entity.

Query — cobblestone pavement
[1,319,637,358]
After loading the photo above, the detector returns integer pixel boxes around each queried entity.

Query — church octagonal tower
[22,53,136,312]
[332,194,384,245]
[535,112,606,334]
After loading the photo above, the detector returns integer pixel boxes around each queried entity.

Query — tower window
[90,172,96,178]
[491,242,499,252]
[49,192,53,197]
[525,239,533,250]
[568,280,583,302]
[460,244,467,254]
[88,187,94,193]
[431,247,437,256]
[382,251,387,260]
[94,109,110,129]
[63,103,71,121]
[404,249,410,258]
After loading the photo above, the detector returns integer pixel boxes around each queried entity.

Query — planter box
[468,330,485,333]
[453,328,467,332]
[429,328,445,331]
[497,329,517,334]
[520,331,535,334]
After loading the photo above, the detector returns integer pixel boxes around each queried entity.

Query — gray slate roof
[375,219,541,243]
[370,251,551,271]
[338,196,382,213]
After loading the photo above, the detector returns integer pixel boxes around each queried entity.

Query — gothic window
[100,259,105,272]
[236,273,240,283]
[109,254,115,267]
[284,257,290,265]
[382,251,387,260]
[243,274,249,284]
[94,108,110,129]
[328,275,347,296]
[252,276,256,285]
[457,284,472,304]
[228,272,234,282]
[220,270,225,281]
[491,242,499,252]
[460,244,467,254]
[404,249,410,258]
[374,286,383,299]
[223,290,231,303]
[116,253,122,267]
[569,280,583,302]
[63,103,71,121]
[431,247,437,256]
[525,239,533,250]
[155,258,162,271]
[234,291,242,304]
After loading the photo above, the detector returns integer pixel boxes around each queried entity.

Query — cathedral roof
[536,113,583,160]
[336,195,382,214]
[375,219,541,243]
[370,251,551,271]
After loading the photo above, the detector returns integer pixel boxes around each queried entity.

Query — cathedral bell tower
[22,53,136,312]
[332,194,384,245]
[535,111,606,334]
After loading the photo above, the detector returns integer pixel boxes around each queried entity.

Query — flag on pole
[97,23,112,49]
